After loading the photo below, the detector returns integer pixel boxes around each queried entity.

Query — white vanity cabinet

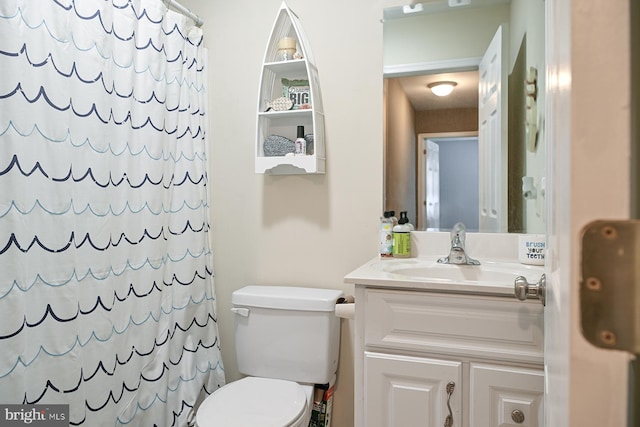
[355,287,544,427]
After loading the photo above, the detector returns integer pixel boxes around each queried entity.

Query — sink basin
[370,258,541,285]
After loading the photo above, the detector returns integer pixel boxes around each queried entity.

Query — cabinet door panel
[365,290,544,364]
[365,352,462,427]
[470,363,543,427]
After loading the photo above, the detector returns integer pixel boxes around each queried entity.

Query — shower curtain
[0,0,225,425]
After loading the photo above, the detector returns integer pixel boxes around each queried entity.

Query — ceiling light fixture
[428,81,458,97]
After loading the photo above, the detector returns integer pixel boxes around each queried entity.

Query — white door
[545,0,632,425]
[364,352,461,427]
[425,139,440,230]
[478,25,508,233]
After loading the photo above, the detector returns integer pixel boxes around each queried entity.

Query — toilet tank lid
[232,286,344,312]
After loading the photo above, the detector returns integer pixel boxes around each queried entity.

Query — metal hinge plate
[580,220,640,353]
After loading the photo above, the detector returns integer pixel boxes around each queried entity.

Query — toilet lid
[196,377,308,427]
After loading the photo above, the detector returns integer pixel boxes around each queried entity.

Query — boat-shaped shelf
[255,2,325,174]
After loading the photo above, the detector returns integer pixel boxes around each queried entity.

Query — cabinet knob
[511,409,525,423]
[514,273,546,306]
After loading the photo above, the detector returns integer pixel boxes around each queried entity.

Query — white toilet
[196,285,343,427]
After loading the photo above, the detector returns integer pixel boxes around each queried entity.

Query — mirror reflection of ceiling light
[427,81,458,97]
[402,3,424,14]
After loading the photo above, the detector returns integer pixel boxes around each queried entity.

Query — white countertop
[344,232,545,297]
[344,256,544,296]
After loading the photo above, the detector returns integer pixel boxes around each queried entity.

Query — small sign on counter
[519,234,546,265]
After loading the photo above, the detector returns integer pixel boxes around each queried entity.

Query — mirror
[383,0,546,234]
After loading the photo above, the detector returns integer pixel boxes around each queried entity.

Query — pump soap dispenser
[392,212,412,258]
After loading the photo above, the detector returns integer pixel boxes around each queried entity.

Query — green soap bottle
[392,212,412,258]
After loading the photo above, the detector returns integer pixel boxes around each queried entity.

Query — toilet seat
[196,377,308,427]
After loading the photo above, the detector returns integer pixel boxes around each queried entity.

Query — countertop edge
[344,256,544,298]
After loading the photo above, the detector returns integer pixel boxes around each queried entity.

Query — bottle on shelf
[295,125,306,155]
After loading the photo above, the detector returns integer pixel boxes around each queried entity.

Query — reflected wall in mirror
[383,0,546,234]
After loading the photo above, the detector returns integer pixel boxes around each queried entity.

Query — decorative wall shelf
[255,2,325,174]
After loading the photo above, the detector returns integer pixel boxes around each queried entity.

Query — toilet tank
[232,286,343,385]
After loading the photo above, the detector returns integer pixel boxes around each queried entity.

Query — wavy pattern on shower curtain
[0,0,225,425]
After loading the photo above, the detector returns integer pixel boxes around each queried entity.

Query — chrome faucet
[438,222,480,265]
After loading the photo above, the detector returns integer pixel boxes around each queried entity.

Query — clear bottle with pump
[379,211,394,258]
[392,211,412,258]
[295,125,306,155]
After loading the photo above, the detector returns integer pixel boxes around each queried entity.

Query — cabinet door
[365,352,462,427]
[469,363,543,427]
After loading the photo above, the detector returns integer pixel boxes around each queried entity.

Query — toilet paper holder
[335,295,355,319]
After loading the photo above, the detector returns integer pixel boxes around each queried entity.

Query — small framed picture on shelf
[282,78,311,109]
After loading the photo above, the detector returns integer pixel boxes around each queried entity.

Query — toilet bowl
[195,285,343,427]
[196,377,313,427]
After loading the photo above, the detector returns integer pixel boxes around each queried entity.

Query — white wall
[181,1,383,425]
[385,78,417,224]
